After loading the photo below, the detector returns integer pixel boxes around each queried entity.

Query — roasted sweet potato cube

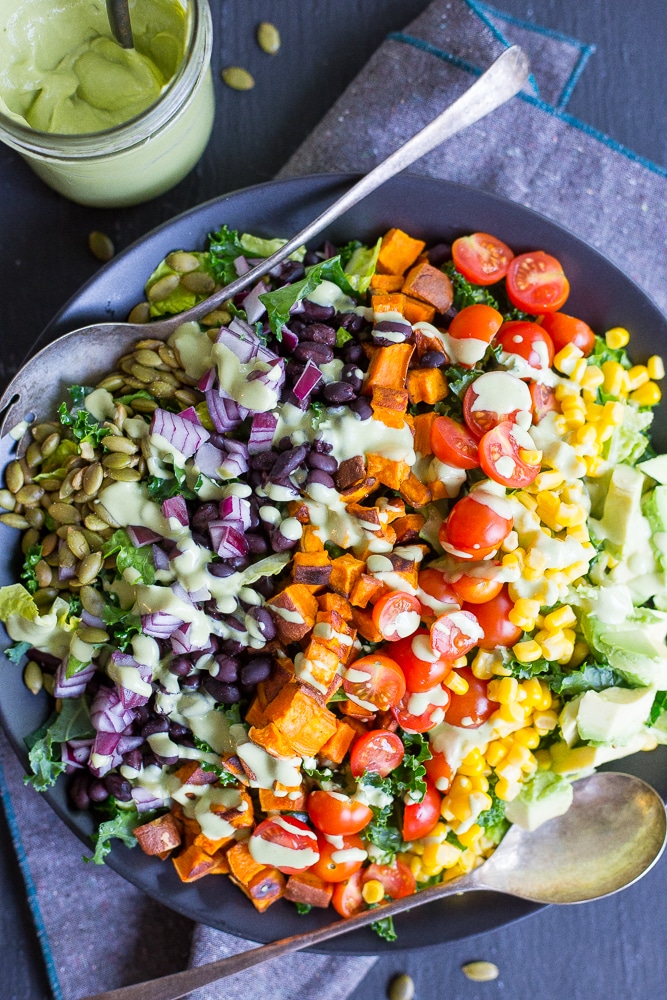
[402,296,436,324]
[285,870,334,908]
[264,682,338,756]
[351,606,384,644]
[369,273,404,292]
[371,385,409,413]
[366,453,411,490]
[227,841,265,885]
[399,472,432,508]
[172,844,217,883]
[193,830,234,855]
[413,411,437,456]
[299,524,325,552]
[407,367,449,405]
[249,722,299,759]
[172,760,218,787]
[339,696,376,721]
[335,454,367,491]
[291,550,332,588]
[317,592,354,620]
[295,641,341,694]
[365,343,414,393]
[242,868,286,912]
[337,477,379,504]
[134,812,182,858]
[329,553,365,597]
[267,584,319,643]
[371,291,407,314]
[207,849,231,875]
[245,694,270,729]
[402,261,454,312]
[211,787,254,830]
[376,228,426,275]
[317,719,358,765]
[392,513,426,544]
[258,786,308,812]
[349,572,386,608]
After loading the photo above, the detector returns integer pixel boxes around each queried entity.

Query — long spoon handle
[106,0,134,48]
[78,875,482,1000]
[165,45,530,331]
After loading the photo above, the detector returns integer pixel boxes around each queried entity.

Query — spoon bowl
[79,772,667,1000]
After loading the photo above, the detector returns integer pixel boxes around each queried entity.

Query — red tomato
[463,371,533,438]
[418,568,459,614]
[539,311,596,356]
[451,232,514,285]
[463,585,522,649]
[450,570,504,604]
[444,667,499,728]
[310,832,367,883]
[343,653,406,712]
[350,729,405,777]
[307,791,373,836]
[447,303,504,342]
[393,684,450,733]
[390,630,454,692]
[362,860,416,899]
[371,591,422,643]
[402,780,442,841]
[440,493,513,559]
[506,251,570,314]
[332,870,365,918]
[479,420,541,488]
[425,750,454,792]
[430,414,480,469]
[430,609,484,659]
[249,817,320,875]
[530,381,559,423]
[496,320,555,370]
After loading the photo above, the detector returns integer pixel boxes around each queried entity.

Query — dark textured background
[1,2,665,998]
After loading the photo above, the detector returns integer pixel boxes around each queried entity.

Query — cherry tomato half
[402,780,442,842]
[530,381,559,423]
[539,311,596,357]
[479,420,541,488]
[447,303,504,342]
[392,684,451,733]
[307,791,373,836]
[391,630,454,692]
[506,251,570,314]
[451,232,514,286]
[450,569,504,604]
[430,609,484,659]
[463,371,533,438]
[496,320,555,371]
[362,860,416,899]
[309,832,366,883]
[343,653,406,712]
[462,585,522,649]
[425,750,454,792]
[418,568,459,616]
[332,870,365,918]
[430,414,480,469]
[350,729,405,777]
[440,492,513,558]
[371,591,422,642]
[249,817,319,875]
[444,667,499,729]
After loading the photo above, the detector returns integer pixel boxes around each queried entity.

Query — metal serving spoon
[0,44,529,437]
[106,0,134,49]
[77,771,666,1000]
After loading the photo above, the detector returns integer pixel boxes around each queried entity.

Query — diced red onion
[80,608,105,629]
[132,786,168,813]
[162,495,189,526]
[243,281,267,324]
[171,623,193,655]
[205,387,248,432]
[59,563,77,583]
[198,367,216,392]
[110,652,152,709]
[293,359,323,402]
[248,411,278,454]
[208,521,250,559]
[117,735,145,754]
[233,255,251,276]
[91,686,136,733]
[53,659,96,699]
[195,440,226,478]
[62,738,94,771]
[150,408,210,459]
[179,406,201,425]
[142,611,185,639]
[126,524,163,548]
[219,494,252,529]
[280,326,299,351]
[152,544,171,571]
[218,443,249,479]
[187,586,210,604]
[93,731,123,756]
[217,322,260,363]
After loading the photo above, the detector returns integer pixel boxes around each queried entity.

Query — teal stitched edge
[0,760,64,1000]
[462,0,540,96]
[386,31,667,179]
[467,0,596,109]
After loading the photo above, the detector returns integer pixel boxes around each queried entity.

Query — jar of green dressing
[0,0,214,207]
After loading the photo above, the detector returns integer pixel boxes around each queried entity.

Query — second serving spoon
[106,0,134,49]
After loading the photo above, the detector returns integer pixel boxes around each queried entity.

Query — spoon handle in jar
[78,874,483,1000]
[170,45,530,330]
[106,0,134,49]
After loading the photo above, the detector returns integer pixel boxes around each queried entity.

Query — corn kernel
[513,726,541,749]
[584,454,606,477]
[409,855,424,879]
[458,749,487,776]
[444,672,469,695]
[502,550,524,575]
[457,849,478,873]
[488,676,519,705]
[471,648,501,680]
[630,381,661,407]
[470,774,490,793]
[425,841,461,869]
[532,709,559,733]
[580,365,604,392]
[513,639,543,662]
[584,401,604,422]
[562,560,590,582]
[495,777,522,802]
[605,326,630,349]
[501,530,519,552]
[539,631,573,662]
[515,490,538,511]
[558,386,585,407]
[603,399,625,424]
[553,342,584,374]
[533,748,552,769]
[497,701,529,724]
[485,740,508,767]
[533,681,553,711]
[626,365,650,391]
[571,358,589,384]
[508,597,541,630]
[450,774,473,794]
[457,824,482,850]
[452,655,468,670]
[647,355,665,380]
[533,470,565,491]
[448,795,473,822]
[543,604,577,630]
[519,448,542,466]
[556,501,587,526]
[362,879,385,904]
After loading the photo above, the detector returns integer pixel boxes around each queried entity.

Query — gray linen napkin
[1,3,665,999]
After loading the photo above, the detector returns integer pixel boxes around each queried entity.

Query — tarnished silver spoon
[0,45,529,437]
[78,772,666,1000]
[106,0,134,49]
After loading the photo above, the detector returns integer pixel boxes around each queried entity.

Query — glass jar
[0,0,215,208]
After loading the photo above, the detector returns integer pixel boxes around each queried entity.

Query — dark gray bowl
[1,173,666,952]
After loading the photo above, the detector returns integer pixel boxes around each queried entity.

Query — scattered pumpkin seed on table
[461,960,500,982]
[388,973,415,1000]
[257,21,281,54]
[221,66,255,91]
[88,230,115,262]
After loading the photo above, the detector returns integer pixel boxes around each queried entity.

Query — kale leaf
[58,386,111,446]
[85,799,142,865]
[102,529,155,585]
[24,697,94,790]
[20,544,42,594]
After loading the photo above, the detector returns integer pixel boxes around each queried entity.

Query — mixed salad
[2,222,667,937]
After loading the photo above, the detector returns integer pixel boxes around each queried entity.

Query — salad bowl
[1,173,666,953]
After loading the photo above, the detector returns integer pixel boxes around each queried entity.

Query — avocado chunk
[504,771,573,831]
[638,454,667,484]
[576,686,655,744]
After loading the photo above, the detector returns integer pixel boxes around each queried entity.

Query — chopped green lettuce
[24,698,94,790]
[58,386,110,446]
[102,529,155,585]
[145,252,212,317]
[259,256,358,338]
[343,238,381,293]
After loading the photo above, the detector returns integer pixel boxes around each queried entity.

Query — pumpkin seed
[157,344,179,368]
[21,528,40,554]
[174,388,201,408]
[67,527,90,559]
[31,422,60,443]
[88,230,115,262]
[147,274,180,303]
[48,502,81,525]
[34,587,58,607]
[181,271,215,294]
[129,396,158,414]
[84,512,112,532]
[222,65,255,91]
[78,551,104,585]
[42,673,56,696]
[15,483,44,506]
[25,507,45,529]
[166,251,200,273]
[0,489,16,510]
[108,467,141,482]
[133,348,163,368]
[461,961,500,982]
[388,974,415,1000]
[41,533,58,557]
[150,380,177,399]
[127,303,151,324]
[0,512,29,529]
[83,462,104,496]
[25,442,43,467]
[130,362,160,383]
[40,432,61,458]
[76,625,109,644]
[103,436,137,455]
[80,585,106,617]
[6,460,24,493]
[257,21,281,55]
[34,560,53,588]
[102,453,132,470]
[201,307,232,326]
[97,373,126,392]
[24,661,44,695]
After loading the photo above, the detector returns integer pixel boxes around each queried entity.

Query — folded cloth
[2,4,665,1000]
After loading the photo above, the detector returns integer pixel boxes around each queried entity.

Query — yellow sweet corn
[543,604,577,630]
[494,776,522,802]
[485,740,508,767]
[630,381,661,406]
[512,639,543,662]
[444,671,469,695]
[626,365,650,391]
[508,597,541,630]
[601,359,628,397]
[647,355,665,380]
[487,676,519,705]
[605,326,630,349]
[553,342,584,374]
[362,879,385,904]
[457,824,482,850]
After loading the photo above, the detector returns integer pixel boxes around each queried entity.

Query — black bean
[285,359,305,380]
[123,748,143,771]
[248,605,276,640]
[104,773,132,801]
[191,502,219,532]
[270,444,309,479]
[142,750,158,768]
[180,673,201,689]
[89,780,109,803]
[301,300,335,323]
[249,450,277,471]
[153,751,180,767]
[253,576,277,599]
[307,451,338,473]
[312,437,333,454]
[213,655,240,682]
[248,469,264,488]
[427,242,452,268]
[294,341,335,365]
[307,468,336,489]
[268,527,299,552]
[241,656,273,686]
[343,342,364,364]
[168,721,190,740]
[303,250,321,267]
[227,556,250,571]
[306,323,337,346]
[276,435,293,451]
[323,380,356,404]
[341,363,364,391]
[134,705,151,726]
[276,260,305,284]
[420,350,446,368]
[349,397,373,420]
[141,717,170,738]
[69,773,91,810]
[169,656,192,677]
[246,532,269,555]
[336,311,366,334]
[206,677,241,704]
